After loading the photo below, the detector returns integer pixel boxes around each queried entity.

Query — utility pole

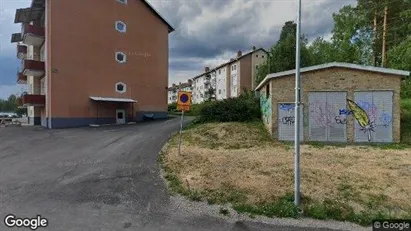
[294,0,302,208]
[381,4,388,67]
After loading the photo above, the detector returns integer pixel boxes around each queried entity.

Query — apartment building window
[218,69,221,74]
[115,82,127,93]
[115,21,127,33]
[256,65,259,70]
[218,89,221,94]
[256,55,258,57]
[262,55,265,58]
[115,51,127,63]
[117,0,127,4]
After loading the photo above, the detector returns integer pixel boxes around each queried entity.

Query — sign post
[176,91,192,155]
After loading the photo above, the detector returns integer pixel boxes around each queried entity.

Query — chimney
[205,67,210,72]
[252,46,256,51]
[237,50,242,57]
[230,58,234,62]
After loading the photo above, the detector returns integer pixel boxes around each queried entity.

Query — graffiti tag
[339,109,353,115]
[279,104,295,112]
[260,95,271,124]
[334,116,347,124]
[281,116,295,125]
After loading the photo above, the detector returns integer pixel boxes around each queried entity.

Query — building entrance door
[116,109,126,124]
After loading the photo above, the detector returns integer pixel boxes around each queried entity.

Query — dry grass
[161,121,411,223]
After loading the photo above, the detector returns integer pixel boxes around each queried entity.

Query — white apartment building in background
[167,80,193,104]
[191,46,268,104]
[192,67,217,104]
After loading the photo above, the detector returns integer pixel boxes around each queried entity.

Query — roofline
[255,62,411,91]
[192,48,268,80]
[142,0,175,33]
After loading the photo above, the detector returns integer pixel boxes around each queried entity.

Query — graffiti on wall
[260,95,272,124]
[279,103,295,126]
[347,99,375,141]
[309,100,336,128]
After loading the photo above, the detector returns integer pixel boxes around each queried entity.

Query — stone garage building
[255,62,410,143]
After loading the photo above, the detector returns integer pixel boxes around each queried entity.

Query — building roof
[142,0,175,33]
[168,81,192,91]
[255,62,411,91]
[13,0,174,32]
[192,48,268,80]
[89,96,137,103]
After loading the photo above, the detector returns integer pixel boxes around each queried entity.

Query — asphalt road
[0,118,368,231]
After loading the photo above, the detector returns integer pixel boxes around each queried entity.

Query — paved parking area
[0,118,362,231]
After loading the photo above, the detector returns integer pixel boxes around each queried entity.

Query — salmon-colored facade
[12,0,174,128]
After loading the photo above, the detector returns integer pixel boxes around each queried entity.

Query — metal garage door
[353,91,393,143]
[278,103,303,141]
[308,92,347,142]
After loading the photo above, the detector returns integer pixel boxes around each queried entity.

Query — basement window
[115,21,127,33]
[115,82,127,93]
[115,51,127,63]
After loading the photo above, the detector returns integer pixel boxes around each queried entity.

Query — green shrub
[168,102,177,112]
[401,78,411,99]
[198,90,261,122]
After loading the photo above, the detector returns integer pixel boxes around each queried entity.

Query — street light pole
[294,0,302,208]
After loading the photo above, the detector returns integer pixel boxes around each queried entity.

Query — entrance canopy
[89,96,137,103]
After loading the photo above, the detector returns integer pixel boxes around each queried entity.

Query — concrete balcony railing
[21,93,45,107]
[21,59,45,77]
[21,23,45,46]
[17,71,27,84]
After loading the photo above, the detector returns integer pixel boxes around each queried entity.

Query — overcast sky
[0,0,355,99]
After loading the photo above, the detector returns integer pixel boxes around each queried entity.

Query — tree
[387,36,411,71]
[255,21,311,85]
[308,37,336,65]
[0,94,26,116]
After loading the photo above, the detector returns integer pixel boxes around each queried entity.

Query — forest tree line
[256,0,411,98]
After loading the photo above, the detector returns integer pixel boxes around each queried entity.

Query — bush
[401,77,411,99]
[168,102,177,112]
[198,90,261,122]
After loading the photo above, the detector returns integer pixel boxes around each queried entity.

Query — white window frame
[115,21,127,33]
[117,0,127,4]
[115,51,127,64]
[115,82,127,93]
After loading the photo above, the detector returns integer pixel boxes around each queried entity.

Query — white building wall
[230,62,239,97]
[192,76,206,104]
[216,66,228,100]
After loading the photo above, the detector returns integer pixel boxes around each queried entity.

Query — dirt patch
[161,122,411,224]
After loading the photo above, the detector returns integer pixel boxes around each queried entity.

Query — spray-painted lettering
[281,116,295,125]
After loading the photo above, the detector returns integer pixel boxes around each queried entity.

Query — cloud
[0,0,356,96]
[147,0,356,85]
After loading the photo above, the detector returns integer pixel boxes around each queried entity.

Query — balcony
[22,23,45,46]
[11,24,45,46]
[21,94,45,107]
[17,71,27,84]
[21,59,45,77]
[17,45,27,59]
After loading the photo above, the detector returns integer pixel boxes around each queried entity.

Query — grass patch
[401,98,411,144]
[160,120,411,226]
